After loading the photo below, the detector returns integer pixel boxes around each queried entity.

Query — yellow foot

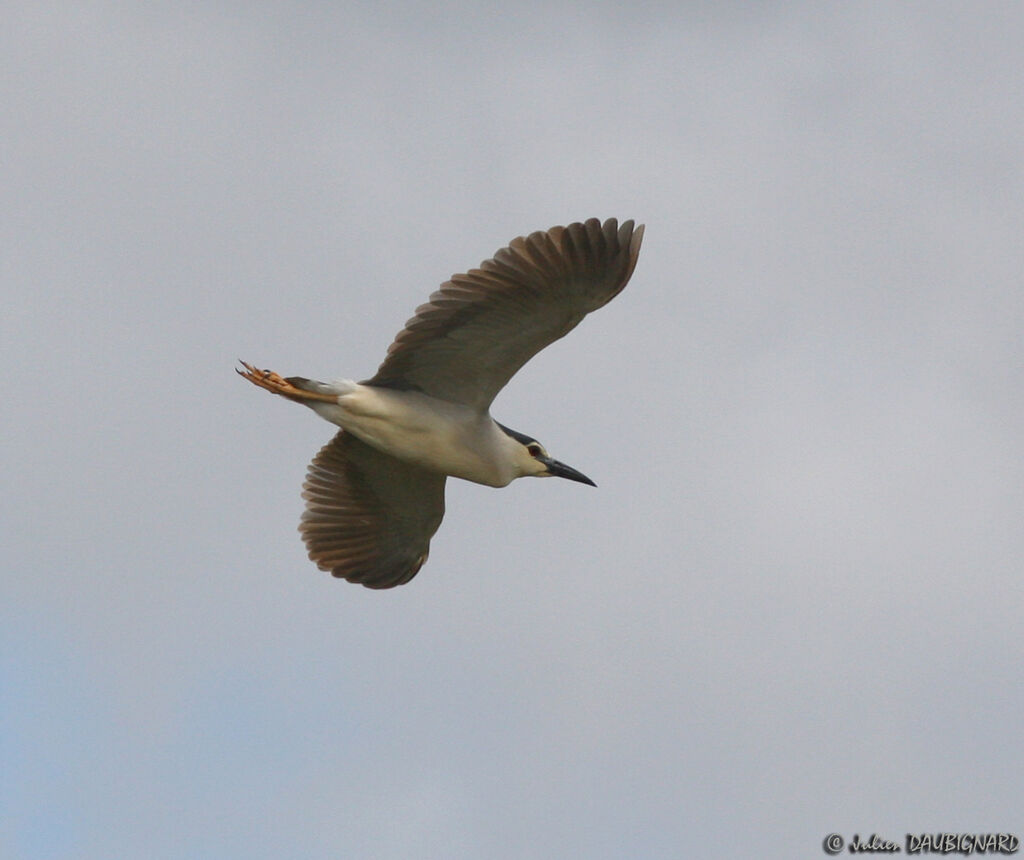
[236,361,338,402]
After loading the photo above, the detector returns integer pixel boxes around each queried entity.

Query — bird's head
[498,423,596,486]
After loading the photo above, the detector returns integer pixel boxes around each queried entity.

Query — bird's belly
[312,385,510,487]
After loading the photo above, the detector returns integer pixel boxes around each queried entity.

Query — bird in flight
[238,217,644,588]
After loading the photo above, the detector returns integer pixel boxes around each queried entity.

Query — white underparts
[306,381,524,487]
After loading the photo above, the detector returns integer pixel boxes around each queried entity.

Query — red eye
[527,444,542,458]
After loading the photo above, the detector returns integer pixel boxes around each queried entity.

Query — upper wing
[366,218,644,411]
[299,431,446,588]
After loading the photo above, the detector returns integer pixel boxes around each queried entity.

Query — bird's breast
[314,384,513,487]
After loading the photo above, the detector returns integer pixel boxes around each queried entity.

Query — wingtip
[631,222,645,254]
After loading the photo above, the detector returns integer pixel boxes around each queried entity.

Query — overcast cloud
[3,3,1022,858]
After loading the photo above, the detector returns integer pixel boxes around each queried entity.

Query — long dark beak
[542,457,596,487]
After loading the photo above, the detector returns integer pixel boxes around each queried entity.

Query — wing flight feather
[367,218,644,410]
[299,431,446,589]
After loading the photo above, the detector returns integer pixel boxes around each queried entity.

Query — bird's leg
[236,361,340,403]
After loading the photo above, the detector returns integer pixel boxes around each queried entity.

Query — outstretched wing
[367,218,644,411]
[299,431,446,589]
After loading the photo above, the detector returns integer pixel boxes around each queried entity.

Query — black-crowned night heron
[239,217,644,588]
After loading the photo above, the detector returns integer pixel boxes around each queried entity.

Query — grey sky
[3,3,1022,858]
